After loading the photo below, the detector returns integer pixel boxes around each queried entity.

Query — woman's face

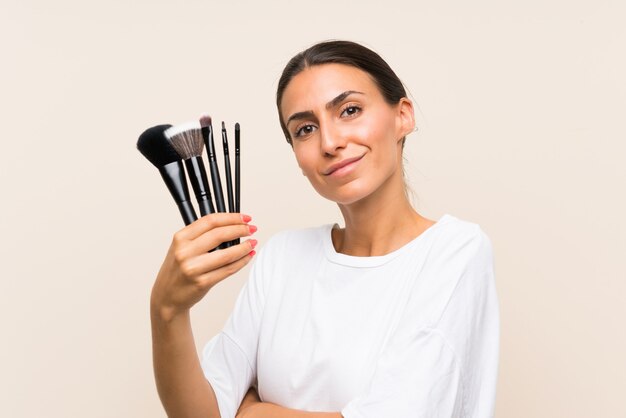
[280,63,414,206]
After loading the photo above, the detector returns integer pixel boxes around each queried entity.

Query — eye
[294,123,317,138]
[340,104,362,118]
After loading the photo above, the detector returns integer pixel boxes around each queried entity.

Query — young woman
[150,40,500,418]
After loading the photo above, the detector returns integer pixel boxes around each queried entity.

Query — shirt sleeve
[200,243,270,418]
[341,227,500,418]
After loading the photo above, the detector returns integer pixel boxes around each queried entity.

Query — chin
[313,180,374,206]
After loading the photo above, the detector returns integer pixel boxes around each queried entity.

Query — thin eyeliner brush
[221,121,235,214]
[221,121,236,248]
[234,123,241,245]
[235,123,240,213]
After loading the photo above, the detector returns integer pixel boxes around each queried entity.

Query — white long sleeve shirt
[201,214,500,417]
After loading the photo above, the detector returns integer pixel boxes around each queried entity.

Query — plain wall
[1,1,624,417]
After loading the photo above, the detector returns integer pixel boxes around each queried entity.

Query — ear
[396,97,416,141]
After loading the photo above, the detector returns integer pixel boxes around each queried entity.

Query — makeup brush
[234,123,241,245]
[199,115,227,214]
[198,115,229,250]
[220,122,237,248]
[235,122,240,214]
[221,121,235,213]
[136,124,198,225]
[164,122,215,216]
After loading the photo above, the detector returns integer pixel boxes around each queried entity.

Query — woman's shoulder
[426,214,493,261]
[436,213,484,235]
[409,215,497,328]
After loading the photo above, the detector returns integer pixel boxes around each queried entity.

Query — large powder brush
[137,124,198,225]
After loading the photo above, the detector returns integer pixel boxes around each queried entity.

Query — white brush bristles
[164,121,204,160]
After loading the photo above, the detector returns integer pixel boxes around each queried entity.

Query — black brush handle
[224,157,234,213]
[234,123,240,245]
[208,158,228,250]
[222,123,235,248]
[202,125,227,214]
[185,156,215,216]
[235,123,240,213]
[208,159,226,213]
[159,161,198,225]
[235,159,240,212]
[201,124,228,250]
[178,202,198,226]
[222,129,235,214]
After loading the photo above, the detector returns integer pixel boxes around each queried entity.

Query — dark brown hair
[276,40,408,144]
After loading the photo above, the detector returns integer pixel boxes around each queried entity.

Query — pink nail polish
[249,239,258,249]
[241,214,252,223]
[248,225,258,234]
[249,250,257,257]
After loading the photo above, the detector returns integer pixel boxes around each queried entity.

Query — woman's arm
[152,309,221,418]
[236,388,342,418]
[151,213,257,418]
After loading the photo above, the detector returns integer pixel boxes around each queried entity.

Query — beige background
[1,1,625,417]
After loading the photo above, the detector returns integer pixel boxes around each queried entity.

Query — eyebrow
[285,90,365,126]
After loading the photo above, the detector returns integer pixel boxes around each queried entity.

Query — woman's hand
[150,213,258,322]
[236,386,262,418]
[235,387,343,418]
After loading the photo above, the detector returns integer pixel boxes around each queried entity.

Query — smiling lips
[323,155,365,176]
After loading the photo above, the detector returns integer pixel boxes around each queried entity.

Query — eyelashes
[294,124,316,138]
[340,104,361,118]
[292,104,363,139]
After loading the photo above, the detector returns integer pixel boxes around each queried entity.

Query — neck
[333,170,433,257]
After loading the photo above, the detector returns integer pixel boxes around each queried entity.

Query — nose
[319,120,346,157]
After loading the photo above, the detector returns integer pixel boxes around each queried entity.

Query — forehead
[281,63,380,116]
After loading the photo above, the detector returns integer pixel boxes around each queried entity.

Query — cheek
[357,110,398,151]
[293,144,317,174]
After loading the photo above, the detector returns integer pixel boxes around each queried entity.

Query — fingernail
[249,250,256,257]
[248,225,258,234]
[248,239,258,249]
[241,214,252,223]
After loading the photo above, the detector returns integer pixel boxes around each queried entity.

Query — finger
[195,245,257,289]
[182,239,257,277]
[175,212,252,242]
[189,223,257,255]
